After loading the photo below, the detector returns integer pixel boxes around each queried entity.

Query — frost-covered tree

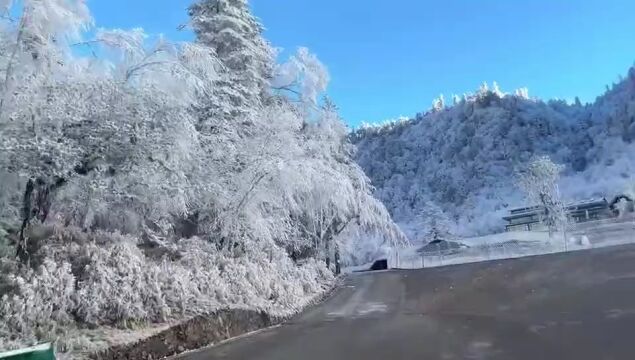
[272,47,330,109]
[432,94,445,112]
[478,82,489,96]
[515,156,568,236]
[417,202,454,243]
[514,87,529,99]
[0,16,226,259]
[452,94,461,106]
[492,81,503,97]
[0,0,92,119]
[188,0,274,119]
[0,0,96,262]
[287,103,405,269]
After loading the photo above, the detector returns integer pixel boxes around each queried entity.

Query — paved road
[177,244,635,360]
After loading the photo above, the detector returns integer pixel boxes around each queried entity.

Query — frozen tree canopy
[353,77,635,237]
[272,47,330,107]
[188,0,275,119]
[416,201,455,243]
[516,156,565,202]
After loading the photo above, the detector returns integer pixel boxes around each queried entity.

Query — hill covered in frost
[352,73,635,238]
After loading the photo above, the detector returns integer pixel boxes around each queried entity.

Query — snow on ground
[460,231,555,247]
[390,219,635,270]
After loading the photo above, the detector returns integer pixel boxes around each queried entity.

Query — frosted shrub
[73,242,154,325]
[293,258,333,295]
[239,245,334,313]
[172,239,225,312]
[62,237,200,324]
[0,228,336,350]
[0,260,75,349]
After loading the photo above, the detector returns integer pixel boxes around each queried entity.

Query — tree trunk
[334,244,341,275]
[16,177,65,265]
[325,238,330,270]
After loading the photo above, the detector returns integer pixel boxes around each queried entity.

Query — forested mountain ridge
[352,72,635,237]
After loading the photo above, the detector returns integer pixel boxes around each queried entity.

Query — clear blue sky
[88,0,635,127]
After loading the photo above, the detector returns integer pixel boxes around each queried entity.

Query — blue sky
[87,0,635,127]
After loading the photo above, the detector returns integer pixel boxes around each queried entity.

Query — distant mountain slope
[352,70,635,238]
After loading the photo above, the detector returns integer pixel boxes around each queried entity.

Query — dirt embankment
[90,282,339,360]
[91,309,281,360]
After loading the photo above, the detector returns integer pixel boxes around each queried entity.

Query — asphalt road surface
[177,244,635,360]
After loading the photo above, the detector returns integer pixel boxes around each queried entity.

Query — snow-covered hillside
[352,76,635,238]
